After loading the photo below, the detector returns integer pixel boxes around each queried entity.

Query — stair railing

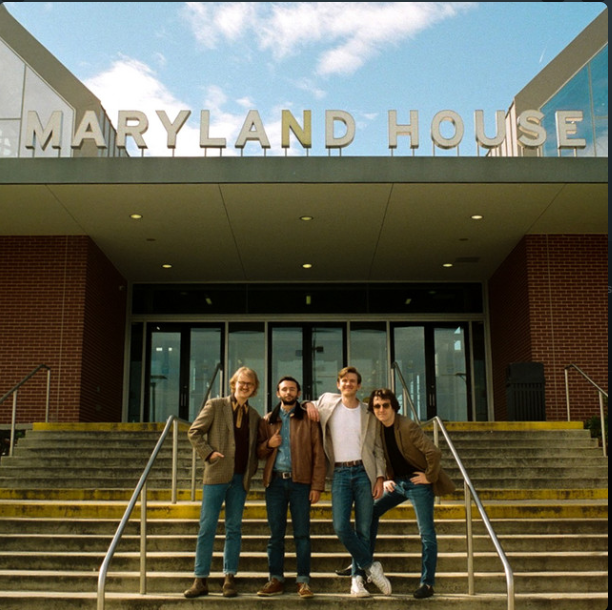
[190,362,224,501]
[391,361,421,424]
[391,361,515,610]
[97,414,187,610]
[564,363,608,457]
[0,364,51,457]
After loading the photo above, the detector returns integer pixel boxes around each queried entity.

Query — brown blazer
[382,414,456,497]
[188,396,261,491]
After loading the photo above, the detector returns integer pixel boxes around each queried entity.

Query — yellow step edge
[423,421,585,431]
[32,422,190,432]
[0,488,607,502]
[0,501,607,521]
[31,421,586,432]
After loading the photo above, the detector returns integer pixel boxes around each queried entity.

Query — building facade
[0,6,607,425]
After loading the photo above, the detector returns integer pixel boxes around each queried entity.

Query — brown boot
[223,573,238,597]
[184,577,208,598]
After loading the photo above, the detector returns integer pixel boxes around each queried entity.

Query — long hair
[367,388,400,413]
[229,366,260,396]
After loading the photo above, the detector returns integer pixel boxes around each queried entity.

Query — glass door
[145,324,222,422]
[269,324,345,407]
[393,323,470,421]
[433,325,469,421]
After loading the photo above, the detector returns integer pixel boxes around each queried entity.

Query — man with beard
[256,376,326,598]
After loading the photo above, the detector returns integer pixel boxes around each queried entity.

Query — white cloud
[182,2,258,48]
[182,2,477,76]
[84,56,290,156]
[85,57,203,156]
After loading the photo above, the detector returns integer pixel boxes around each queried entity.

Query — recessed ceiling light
[130,214,143,220]
[162,264,173,269]
[471,214,483,220]
[443,263,453,268]
[300,216,314,221]
[302,263,313,269]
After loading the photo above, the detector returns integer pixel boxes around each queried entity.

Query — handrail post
[191,447,197,502]
[599,392,607,458]
[172,419,178,504]
[45,368,51,423]
[465,480,474,595]
[9,391,17,458]
[565,368,571,421]
[140,482,147,594]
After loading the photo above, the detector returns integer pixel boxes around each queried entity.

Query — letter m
[25,110,63,151]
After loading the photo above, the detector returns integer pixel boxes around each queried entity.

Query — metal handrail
[391,362,421,424]
[97,415,187,610]
[392,361,514,610]
[190,363,223,501]
[564,363,608,457]
[0,364,51,457]
[201,362,223,406]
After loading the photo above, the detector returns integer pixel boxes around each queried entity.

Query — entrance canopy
[0,156,607,284]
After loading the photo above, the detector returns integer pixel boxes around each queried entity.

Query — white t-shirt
[329,402,362,462]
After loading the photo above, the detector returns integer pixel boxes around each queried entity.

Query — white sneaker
[350,575,371,597]
[366,561,392,595]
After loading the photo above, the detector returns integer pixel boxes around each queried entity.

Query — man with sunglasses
[368,388,455,599]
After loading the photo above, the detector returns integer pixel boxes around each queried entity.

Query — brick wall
[489,234,608,421]
[0,236,127,424]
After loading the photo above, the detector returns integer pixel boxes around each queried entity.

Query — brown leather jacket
[257,403,326,492]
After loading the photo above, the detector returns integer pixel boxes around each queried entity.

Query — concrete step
[0,516,605,537]
[0,569,607,594]
[7,447,603,464]
[0,486,605,502]
[0,592,608,610]
[3,531,607,553]
[3,453,607,470]
[0,499,607,520]
[6,476,607,491]
[0,548,607,573]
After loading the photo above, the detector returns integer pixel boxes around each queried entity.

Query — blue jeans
[331,464,374,577]
[265,475,311,583]
[193,473,247,577]
[371,476,437,586]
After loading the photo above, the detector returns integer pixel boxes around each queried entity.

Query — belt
[334,460,363,468]
[273,471,292,479]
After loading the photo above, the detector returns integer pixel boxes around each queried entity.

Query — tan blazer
[188,396,261,491]
[382,414,456,497]
[312,392,385,491]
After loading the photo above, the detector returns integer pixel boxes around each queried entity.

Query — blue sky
[3,2,607,157]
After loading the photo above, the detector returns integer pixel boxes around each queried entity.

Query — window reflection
[541,45,608,158]
[228,323,265,414]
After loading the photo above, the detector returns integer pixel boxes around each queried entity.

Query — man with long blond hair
[184,366,261,599]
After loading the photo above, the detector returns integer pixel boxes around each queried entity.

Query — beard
[281,398,298,407]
